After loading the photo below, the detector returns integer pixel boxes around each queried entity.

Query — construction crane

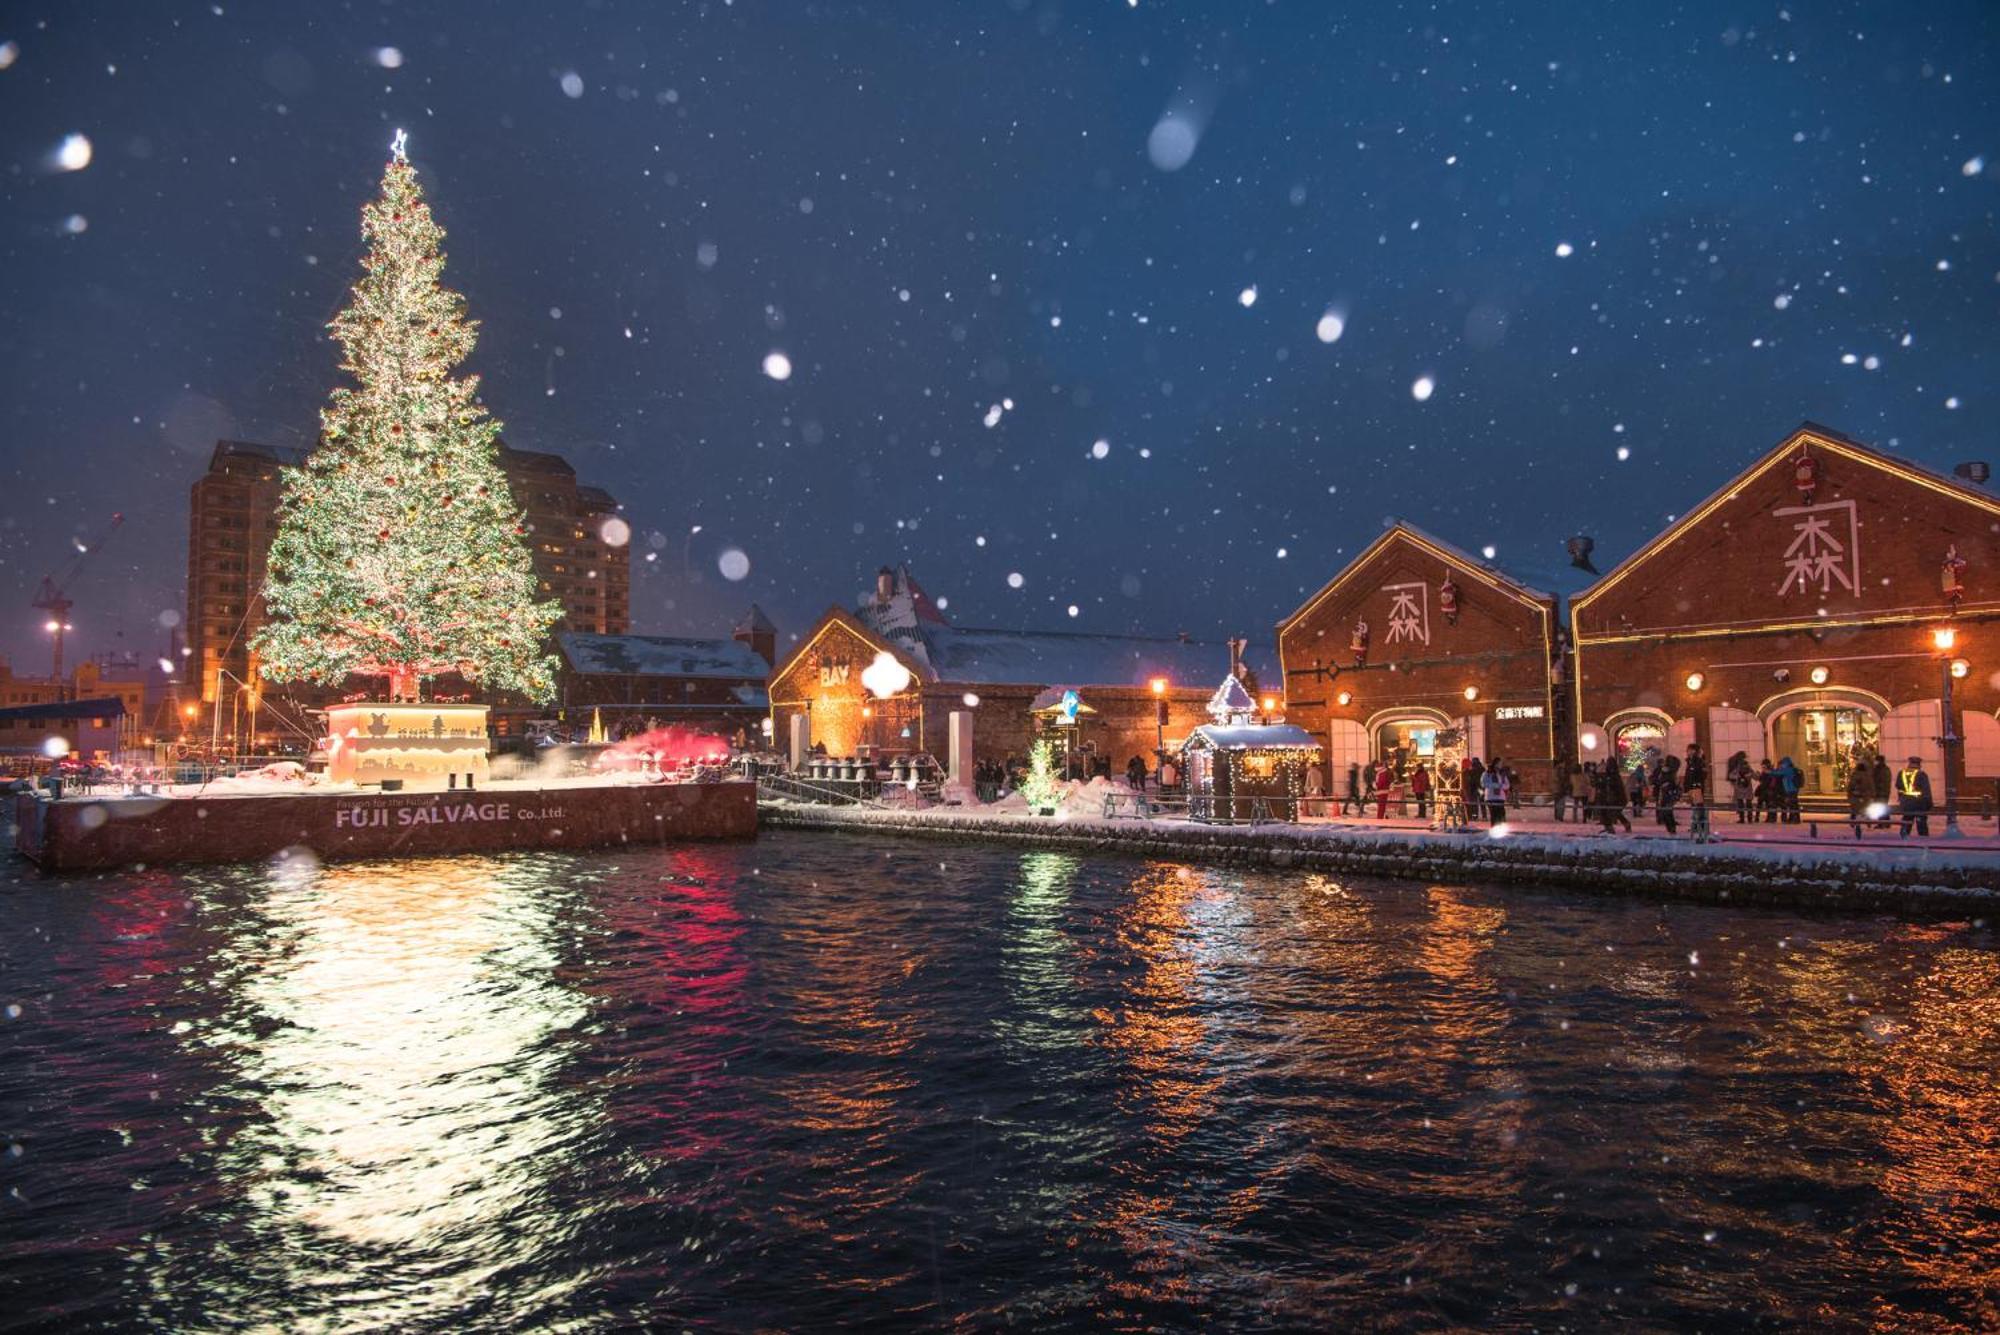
[31,511,124,698]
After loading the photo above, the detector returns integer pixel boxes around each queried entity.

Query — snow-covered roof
[558,633,768,680]
[922,625,1249,689]
[1207,674,1256,720]
[1186,723,1320,750]
[843,562,1261,688]
[1378,519,1563,603]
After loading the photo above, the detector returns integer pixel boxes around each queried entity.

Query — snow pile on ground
[198,762,325,794]
[1059,775,1139,815]
[981,775,1136,814]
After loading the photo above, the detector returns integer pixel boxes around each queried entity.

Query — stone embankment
[762,803,1999,920]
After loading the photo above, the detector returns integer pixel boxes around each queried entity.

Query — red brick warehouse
[1570,423,2000,806]
[1276,523,1565,796]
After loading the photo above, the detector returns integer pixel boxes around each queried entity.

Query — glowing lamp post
[1150,677,1169,777]
[1932,626,1964,838]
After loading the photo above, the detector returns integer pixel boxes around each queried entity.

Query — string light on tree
[251,130,561,704]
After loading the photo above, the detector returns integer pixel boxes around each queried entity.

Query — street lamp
[1932,625,1964,838]
[1149,677,1168,777]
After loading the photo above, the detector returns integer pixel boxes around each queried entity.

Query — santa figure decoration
[1438,573,1461,625]
[1350,619,1370,667]
[1792,446,1823,504]
[1942,544,1968,608]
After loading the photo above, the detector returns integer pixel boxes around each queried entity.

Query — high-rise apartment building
[186,441,296,705]
[495,448,632,636]
[186,440,629,703]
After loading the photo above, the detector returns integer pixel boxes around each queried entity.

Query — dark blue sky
[2,0,1995,673]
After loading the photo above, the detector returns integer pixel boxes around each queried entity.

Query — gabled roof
[558,633,769,680]
[735,603,776,636]
[1277,520,1557,633]
[1572,422,2000,613]
[1208,674,1256,718]
[918,625,1242,689]
[771,606,934,686]
[1186,723,1319,750]
[771,605,1252,692]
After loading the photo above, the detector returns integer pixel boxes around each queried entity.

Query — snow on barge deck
[14,775,756,872]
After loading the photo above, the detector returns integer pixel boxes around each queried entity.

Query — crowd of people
[961,738,1944,839]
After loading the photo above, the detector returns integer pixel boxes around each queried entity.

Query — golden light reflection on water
[1852,943,2000,1328]
[213,854,588,1326]
[1094,863,1219,1144]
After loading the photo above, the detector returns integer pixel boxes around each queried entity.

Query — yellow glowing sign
[326,703,491,790]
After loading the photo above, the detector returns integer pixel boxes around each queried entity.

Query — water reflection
[202,854,587,1327]
[997,851,1087,1058]
[1853,940,2000,1328]
[2,834,1996,1330]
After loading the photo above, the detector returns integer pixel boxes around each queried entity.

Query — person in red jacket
[1410,761,1433,820]
[1373,760,1395,818]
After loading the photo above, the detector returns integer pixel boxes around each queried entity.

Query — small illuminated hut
[1182,676,1321,823]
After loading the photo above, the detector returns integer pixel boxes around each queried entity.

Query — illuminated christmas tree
[1021,738,1061,812]
[253,131,559,704]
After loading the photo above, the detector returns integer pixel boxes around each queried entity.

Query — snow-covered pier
[762,797,2000,919]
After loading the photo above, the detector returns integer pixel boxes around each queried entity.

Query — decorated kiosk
[1182,675,1321,823]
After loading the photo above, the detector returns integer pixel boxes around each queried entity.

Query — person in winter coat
[1755,760,1779,822]
[1480,762,1508,825]
[1845,760,1876,838]
[1871,755,1893,827]
[1373,760,1396,818]
[1464,757,1486,823]
[1897,754,1934,838]
[1683,744,1708,798]
[1342,762,1363,815]
[1600,763,1632,833]
[1553,759,1579,822]
[1655,757,1682,836]
[1729,754,1755,822]
[1410,762,1433,820]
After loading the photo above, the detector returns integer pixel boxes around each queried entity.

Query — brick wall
[1279,528,1560,792]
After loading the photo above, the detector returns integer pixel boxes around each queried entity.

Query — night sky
[2,1,1995,676]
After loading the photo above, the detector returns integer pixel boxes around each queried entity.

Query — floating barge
[13,779,756,872]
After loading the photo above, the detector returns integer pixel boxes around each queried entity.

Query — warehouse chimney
[734,604,777,666]
[1566,535,1599,575]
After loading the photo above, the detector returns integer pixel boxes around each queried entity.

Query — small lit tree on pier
[253,131,559,704]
